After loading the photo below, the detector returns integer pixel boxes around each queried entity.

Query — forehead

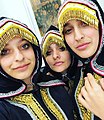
[4,36,24,46]
[64,20,83,27]
[48,43,60,48]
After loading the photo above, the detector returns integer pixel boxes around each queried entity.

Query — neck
[25,83,35,92]
[62,70,67,75]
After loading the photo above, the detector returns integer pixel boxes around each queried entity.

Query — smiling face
[63,20,99,58]
[45,43,71,73]
[0,36,36,84]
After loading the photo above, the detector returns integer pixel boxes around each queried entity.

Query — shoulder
[0,99,11,109]
[0,99,11,118]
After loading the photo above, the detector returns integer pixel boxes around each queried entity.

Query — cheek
[0,58,11,71]
[32,54,36,66]
[46,57,53,67]
[65,35,74,46]
[65,53,71,65]
[86,29,99,45]
[86,31,95,37]
[27,50,35,60]
[46,57,51,65]
[85,27,99,38]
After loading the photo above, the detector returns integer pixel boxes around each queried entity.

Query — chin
[56,70,64,73]
[80,55,92,58]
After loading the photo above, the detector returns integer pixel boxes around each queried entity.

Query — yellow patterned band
[0,20,38,52]
[41,31,66,57]
[58,2,99,37]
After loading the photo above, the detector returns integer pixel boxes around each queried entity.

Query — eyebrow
[64,20,81,27]
[5,38,27,48]
[18,38,28,45]
[18,38,25,43]
[64,23,69,28]
[3,43,9,48]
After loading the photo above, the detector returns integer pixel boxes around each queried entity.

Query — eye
[46,50,52,56]
[59,46,66,51]
[0,49,10,56]
[63,28,72,35]
[81,21,88,27]
[21,43,30,50]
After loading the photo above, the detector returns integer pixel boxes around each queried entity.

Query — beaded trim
[10,93,50,120]
[0,21,38,52]
[0,84,26,98]
[58,2,99,37]
[40,88,68,120]
[7,99,36,120]
[38,79,65,87]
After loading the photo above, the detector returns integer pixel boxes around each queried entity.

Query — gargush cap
[41,25,66,57]
[58,0,99,37]
[0,17,38,53]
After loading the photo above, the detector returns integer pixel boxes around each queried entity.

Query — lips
[76,42,90,50]
[54,61,64,66]
[13,63,30,70]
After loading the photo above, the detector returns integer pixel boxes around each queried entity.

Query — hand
[78,73,104,119]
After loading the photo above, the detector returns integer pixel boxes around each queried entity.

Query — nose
[74,27,84,41]
[15,49,24,62]
[52,50,60,60]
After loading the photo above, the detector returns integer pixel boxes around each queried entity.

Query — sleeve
[0,101,10,120]
[0,113,8,120]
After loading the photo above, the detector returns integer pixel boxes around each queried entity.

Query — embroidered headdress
[41,25,66,57]
[58,0,99,38]
[0,17,38,53]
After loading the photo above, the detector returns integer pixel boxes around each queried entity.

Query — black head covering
[58,0,104,76]
[0,17,42,98]
[41,25,78,81]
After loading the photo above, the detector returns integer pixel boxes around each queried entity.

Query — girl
[41,25,80,119]
[0,17,74,120]
[58,0,104,119]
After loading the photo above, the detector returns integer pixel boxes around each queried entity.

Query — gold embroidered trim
[40,88,66,120]
[75,72,102,120]
[58,3,99,38]
[10,94,50,120]
[41,33,66,57]
[0,22,38,52]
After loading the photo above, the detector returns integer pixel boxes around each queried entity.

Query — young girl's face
[45,43,71,73]
[0,36,36,84]
[63,20,99,58]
